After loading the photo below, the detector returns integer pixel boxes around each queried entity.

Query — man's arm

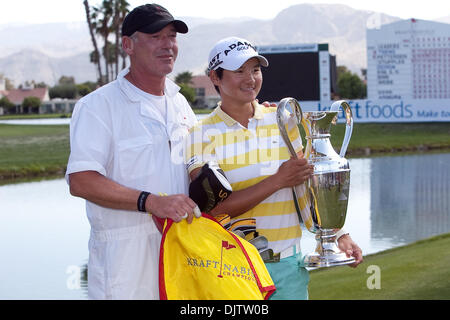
[69,171,198,222]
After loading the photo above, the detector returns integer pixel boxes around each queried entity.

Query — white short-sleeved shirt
[66,68,197,299]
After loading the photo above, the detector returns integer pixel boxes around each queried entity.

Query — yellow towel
[159,214,275,300]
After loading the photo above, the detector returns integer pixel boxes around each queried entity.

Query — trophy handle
[276,97,303,158]
[277,98,309,227]
[330,100,353,158]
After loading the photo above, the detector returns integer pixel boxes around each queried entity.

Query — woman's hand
[272,157,314,189]
[337,234,364,268]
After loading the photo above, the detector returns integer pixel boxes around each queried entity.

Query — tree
[49,85,78,99]
[175,71,196,104]
[105,40,118,81]
[0,96,15,113]
[76,81,97,97]
[84,0,103,84]
[336,67,366,99]
[22,96,41,113]
[76,84,92,97]
[179,84,196,104]
[58,76,76,85]
[337,65,349,78]
[84,0,130,85]
[34,81,48,88]
[0,96,17,114]
[175,71,193,85]
[93,0,114,84]
[113,0,130,73]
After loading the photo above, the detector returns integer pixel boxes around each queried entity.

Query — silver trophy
[276,98,355,268]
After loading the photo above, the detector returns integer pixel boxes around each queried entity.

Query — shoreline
[1,120,449,185]
[1,146,449,185]
[0,168,67,186]
[347,144,450,156]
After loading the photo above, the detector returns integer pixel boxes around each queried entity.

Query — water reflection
[0,114,209,126]
[0,152,449,299]
[0,179,89,299]
[370,153,450,245]
[301,153,450,256]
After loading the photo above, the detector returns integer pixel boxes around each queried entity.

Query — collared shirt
[66,68,197,299]
[67,67,196,230]
[185,101,308,254]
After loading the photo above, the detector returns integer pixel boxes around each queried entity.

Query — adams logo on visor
[223,40,256,57]
[207,40,257,72]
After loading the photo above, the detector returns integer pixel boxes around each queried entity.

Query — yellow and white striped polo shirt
[185,101,308,254]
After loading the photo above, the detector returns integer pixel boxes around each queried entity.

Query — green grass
[328,122,450,155]
[0,113,71,120]
[308,233,450,300]
[192,108,214,114]
[0,124,69,180]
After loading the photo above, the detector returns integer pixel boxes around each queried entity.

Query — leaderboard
[367,19,450,100]
[256,43,336,102]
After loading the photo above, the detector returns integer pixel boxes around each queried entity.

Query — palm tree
[83,0,103,84]
[93,0,114,83]
[84,0,130,84]
[113,0,130,77]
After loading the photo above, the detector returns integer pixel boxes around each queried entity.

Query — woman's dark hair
[212,67,224,94]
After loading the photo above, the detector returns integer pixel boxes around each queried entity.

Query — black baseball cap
[121,3,188,37]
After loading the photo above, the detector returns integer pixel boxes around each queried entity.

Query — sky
[0,0,449,25]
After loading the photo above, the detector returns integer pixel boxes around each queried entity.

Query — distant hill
[0,49,97,86]
[0,3,407,86]
[435,15,450,24]
[176,4,400,76]
[0,21,91,58]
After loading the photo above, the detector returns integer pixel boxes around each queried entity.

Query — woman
[185,36,363,299]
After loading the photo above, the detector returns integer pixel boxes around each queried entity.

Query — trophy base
[304,229,355,268]
[304,251,355,268]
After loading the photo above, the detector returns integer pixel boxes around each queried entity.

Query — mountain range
[1,3,449,86]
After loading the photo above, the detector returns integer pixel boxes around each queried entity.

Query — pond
[0,119,72,125]
[0,179,89,299]
[0,114,209,126]
[0,152,449,299]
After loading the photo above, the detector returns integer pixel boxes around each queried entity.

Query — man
[66,4,198,299]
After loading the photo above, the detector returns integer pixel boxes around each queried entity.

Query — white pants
[87,222,162,299]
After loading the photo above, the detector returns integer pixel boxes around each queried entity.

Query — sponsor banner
[257,43,318,54]
[296,99,450,122]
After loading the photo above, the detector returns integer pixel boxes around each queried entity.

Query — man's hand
[146,193,199,223]
[337,234,363,268]
[69,171,201,224]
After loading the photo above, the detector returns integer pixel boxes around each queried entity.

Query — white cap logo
[207,37,269,73]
